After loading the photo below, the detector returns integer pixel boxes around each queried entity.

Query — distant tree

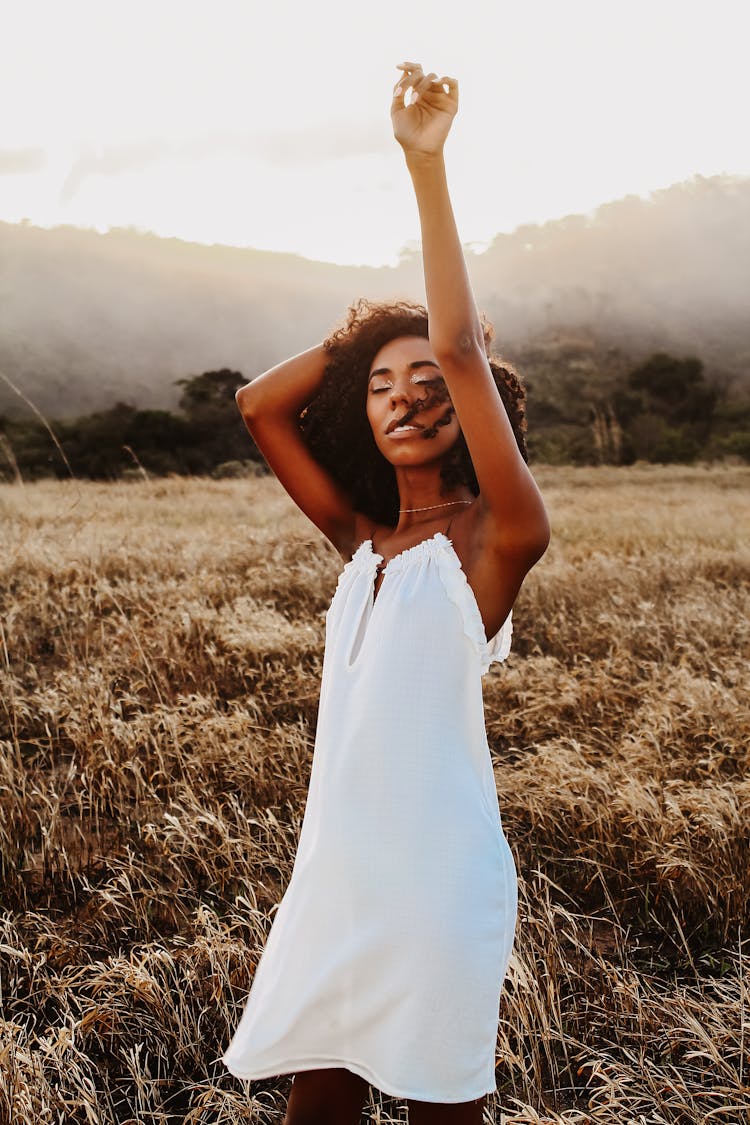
[615,353,718,462]
[0,415,57,480]
[707,394,750,461]
[61,403,193,478]
[0,403,195,480]
[176,368,246,416]
[0,369,268,481]
[175,368,261,472]
[628,354,717,432]
[520,332,634,465]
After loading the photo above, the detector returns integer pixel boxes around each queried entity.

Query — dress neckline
[336,530,513,675]
[356,529,450,573]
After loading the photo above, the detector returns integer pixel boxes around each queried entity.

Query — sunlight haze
[2,0,747,265]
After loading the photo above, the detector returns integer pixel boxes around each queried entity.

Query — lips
[386,418,424,434]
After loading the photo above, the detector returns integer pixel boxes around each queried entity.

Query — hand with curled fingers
[391,62,458,158]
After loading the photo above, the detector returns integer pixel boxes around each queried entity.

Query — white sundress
[222,527,518,1103]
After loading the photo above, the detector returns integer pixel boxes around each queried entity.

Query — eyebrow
[368,359,442,382]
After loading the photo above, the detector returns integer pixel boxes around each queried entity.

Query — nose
[389,381,421,408]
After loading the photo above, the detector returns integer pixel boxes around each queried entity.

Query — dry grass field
[1,465,748,1125]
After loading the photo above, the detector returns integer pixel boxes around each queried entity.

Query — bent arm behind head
[235,343,360,558]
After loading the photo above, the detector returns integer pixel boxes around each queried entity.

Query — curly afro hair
[299,299,527,527]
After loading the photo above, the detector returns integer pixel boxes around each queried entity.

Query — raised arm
[392,63,549,564]
[235,345,359,558]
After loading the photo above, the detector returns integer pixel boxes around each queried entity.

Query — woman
[223,63,550,1124]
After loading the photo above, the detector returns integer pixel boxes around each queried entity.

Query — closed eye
[369,377,443,394]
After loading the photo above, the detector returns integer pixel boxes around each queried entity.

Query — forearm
[405,151,483,355]
[236,343,328,418]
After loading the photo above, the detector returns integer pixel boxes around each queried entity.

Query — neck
[393,465,473,531]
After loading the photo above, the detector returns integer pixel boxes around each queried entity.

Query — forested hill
[1,173,748,420]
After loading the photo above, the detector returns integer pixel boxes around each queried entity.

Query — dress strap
[444,514,456,540]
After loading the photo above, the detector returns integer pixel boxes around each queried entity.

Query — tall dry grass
[1,465,748,1124]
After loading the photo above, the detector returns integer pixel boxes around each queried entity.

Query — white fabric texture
[223,530,518,1102]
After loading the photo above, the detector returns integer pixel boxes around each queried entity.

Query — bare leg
[407,1094,486,1125]
[282,1067,370,1125]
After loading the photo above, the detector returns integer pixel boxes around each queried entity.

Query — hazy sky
[2,0,747,266]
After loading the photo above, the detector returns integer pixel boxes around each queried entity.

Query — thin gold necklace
[398,499,473,513]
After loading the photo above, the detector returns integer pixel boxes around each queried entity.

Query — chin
[384,445,456,469]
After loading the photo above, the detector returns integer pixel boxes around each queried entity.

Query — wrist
[403,148,445,173]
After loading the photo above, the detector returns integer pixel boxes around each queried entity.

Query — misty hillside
[1,174,748,419]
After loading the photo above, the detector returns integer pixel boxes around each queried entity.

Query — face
[366,336,460,466]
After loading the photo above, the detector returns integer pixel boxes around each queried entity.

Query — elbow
[532,516,551,562]
[526,510,551,563]
[507,510,551,568]
[429,330,486,368]
[235,384,259,419]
